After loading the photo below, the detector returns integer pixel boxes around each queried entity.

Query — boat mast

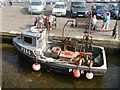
[82,11,93,52]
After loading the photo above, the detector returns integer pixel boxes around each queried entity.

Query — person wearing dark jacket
[9,0,12,6]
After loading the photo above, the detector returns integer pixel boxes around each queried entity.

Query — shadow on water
[1,39,120,88]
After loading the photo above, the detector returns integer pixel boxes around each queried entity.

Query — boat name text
[21,47,31,56]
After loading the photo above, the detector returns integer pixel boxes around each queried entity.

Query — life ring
[52,46,61,53]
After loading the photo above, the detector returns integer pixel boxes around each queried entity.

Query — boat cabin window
[22,35,36,47]
[24,37,32,44]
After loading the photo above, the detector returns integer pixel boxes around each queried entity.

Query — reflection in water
[1,43,119,88]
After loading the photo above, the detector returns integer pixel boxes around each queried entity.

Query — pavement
[0,2,120,48]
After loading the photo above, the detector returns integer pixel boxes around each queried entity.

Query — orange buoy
[73,69,80,78]
[32,63,41,71]
[86,72,94,80]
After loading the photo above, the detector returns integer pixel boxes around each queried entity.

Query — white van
[28,1,46,14]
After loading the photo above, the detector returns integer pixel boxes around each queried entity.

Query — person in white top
[91,15,98,30]
[36,14,44,29]
[48,14,56,30]
[104,9,111,17]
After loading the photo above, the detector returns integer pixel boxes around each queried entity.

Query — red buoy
[73,69,80,78]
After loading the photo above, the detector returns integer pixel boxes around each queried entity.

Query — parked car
[0,0,7,7]
[70,0,89,18]
[46,0,56,5]
[91,4,106,19]
[85,0,94,3]
[94,0,102,2]
[101,0,110,2]
[94,0,110,2]
[110,0,117,2]
[28,1,46,14]
[52,2,67,16]
[108,3,120,19]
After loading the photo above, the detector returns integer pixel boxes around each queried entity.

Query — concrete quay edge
[1,30,119,49]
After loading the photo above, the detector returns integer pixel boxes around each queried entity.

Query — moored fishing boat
[13,26,107,79]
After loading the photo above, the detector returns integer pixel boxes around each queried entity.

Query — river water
[1,42,120,88]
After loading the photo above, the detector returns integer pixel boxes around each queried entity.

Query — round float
[73,69,80,78]
[32,62,41,71]
[86,71,94,80]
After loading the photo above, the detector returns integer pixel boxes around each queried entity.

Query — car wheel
[71,14,75,18]
[64,14,67,17]
[70,11,74,18]
[112,14,117,19]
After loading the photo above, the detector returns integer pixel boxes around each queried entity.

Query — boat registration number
[21,47,31,56]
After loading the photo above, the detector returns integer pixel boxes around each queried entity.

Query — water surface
[1,43,119,88]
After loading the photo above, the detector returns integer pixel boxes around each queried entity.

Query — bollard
[112,19,118,39]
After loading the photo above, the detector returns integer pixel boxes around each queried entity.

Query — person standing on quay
[9,0,12,6]
[91,15,98,30]
[102,12,110,30]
